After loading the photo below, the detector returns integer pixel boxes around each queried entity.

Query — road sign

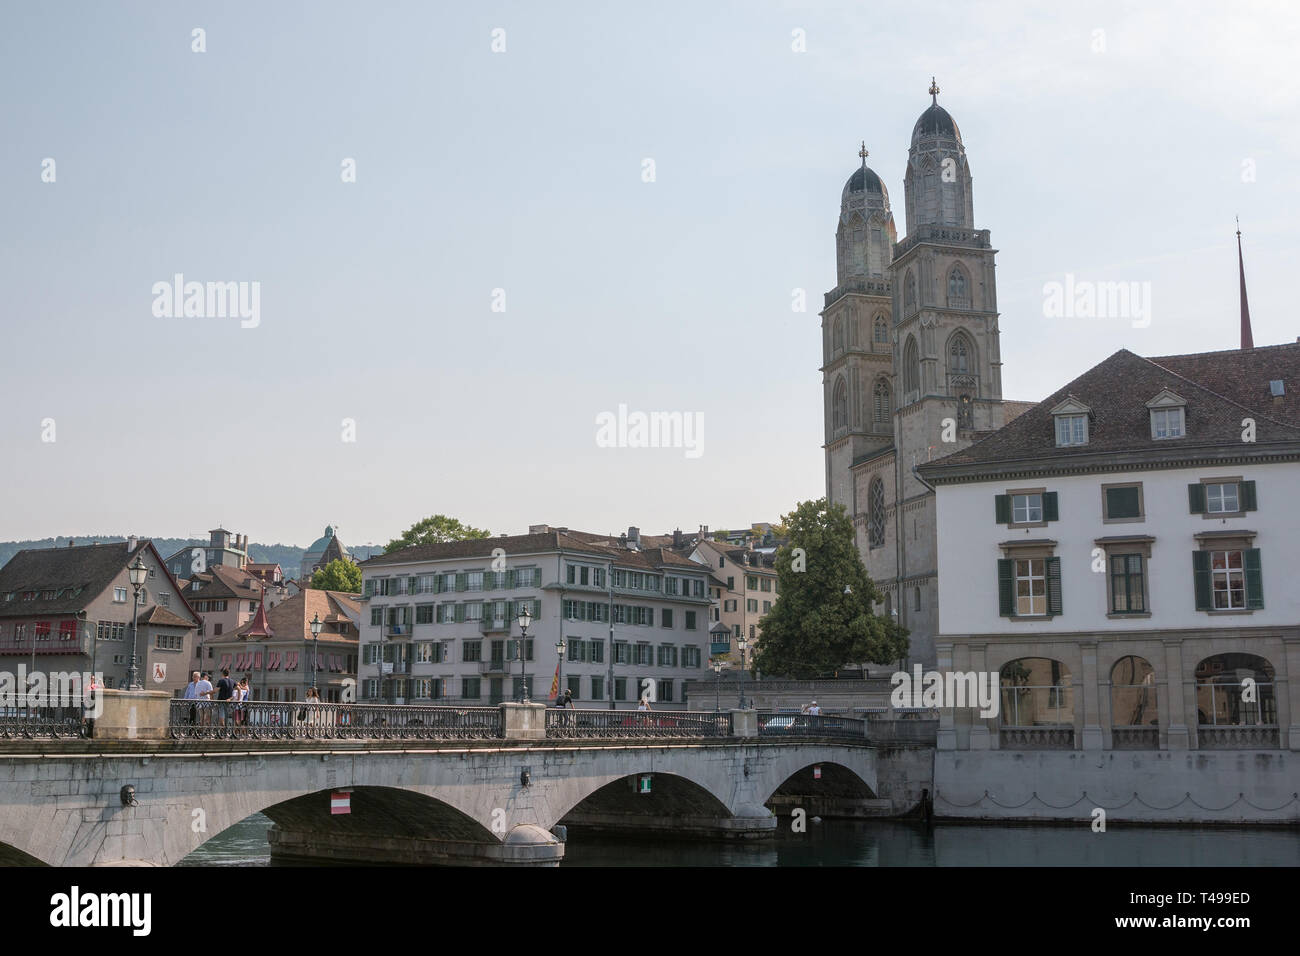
[152,662,166,683]
[813,765,822,780]
[331,790,351,815]
[638,774,652,795]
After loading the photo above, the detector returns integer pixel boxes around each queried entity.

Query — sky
[2,1,1297,548]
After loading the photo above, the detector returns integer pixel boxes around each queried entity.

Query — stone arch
[1194,653,1277,730]
[902,335,920,397]
[752,746,879,807]
[832,375,848,430]
[998,657,1075,748]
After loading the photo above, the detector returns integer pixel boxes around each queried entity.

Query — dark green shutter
[455,573,467,592]
[1244,548,1264,609]
[1188,483,1206,514]
[455,603,466,623]
[997,559,1015,616]
[1240,480,1257,512]
[505,569,516,588]
[483,571,495,590]
[1043,492,1059,522]
[1192,551,1212,610]
[408,576,418,594]
[1046,557,1063,615]
[995,495,1011,523]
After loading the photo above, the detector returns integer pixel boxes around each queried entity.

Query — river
[178,813,1300,866]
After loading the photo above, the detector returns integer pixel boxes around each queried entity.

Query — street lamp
[125,556,149,690]
[515,605,532,702]
[555,638,566,704]
[737,633,748,710]
[711,657,723,713]
[309,613,323,696]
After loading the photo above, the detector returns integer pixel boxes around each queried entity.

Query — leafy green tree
[752,498,907,678]
[310,558,363,593]
[384,514,491,553]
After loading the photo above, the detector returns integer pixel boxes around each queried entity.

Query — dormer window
[1146,389,1187,440]
[1050,397,1091,447]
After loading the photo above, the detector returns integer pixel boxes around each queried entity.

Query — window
[659,679,674,703]
[1197,550,1257,610]
[1102,482,1144,523]
[873,315,889,348]
[635,643,653,666]
[904,271,916,314]
[1014,493,1041,523]
[462,640,481,662]
[682,646,701,668]
[1189,479,1255,517]
[832,377,848,430]
[1151,407,1184,439]
[1110,554,1145,613]
[114,587,127,603]
[613,678,627,701]
[1055,415,1088,447]
[661,609,673,628]
[154,634,183,650]
[462,677,481,699]
[505,639,534,661]
[912,587,922,612]
[763,600,771,613]
[413,642,437,663]
[996,489,1056,527]
[902,336,919,396]
[466,571,484,591]
[437,603,456,623]
[746,599,758,612]
[370,607,384,626]
[590,676,604,700]
[415,604,435,625]
[657,644,678,667]
[948,268,968,308]
[760,578,772,593]
[213,623,223,636]
[948,332,970,373]
[1206,482,1237,513]
[832,317,844,353]
[685,611,697,630]
[566,676,581,699]
[568,640,587,662]
[726,576,734,590]
[869,477,886,547]
[614,642,630,664]
[746,575,758,590]
[998,554,1062,618]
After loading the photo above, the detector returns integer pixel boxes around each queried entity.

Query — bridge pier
[267,822,564,866]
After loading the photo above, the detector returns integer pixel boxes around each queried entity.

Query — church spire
[1237,217,1254,350]
[929,76,940,105]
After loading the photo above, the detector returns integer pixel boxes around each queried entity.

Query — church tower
[891,78,1006,496]
[822,143,898,511]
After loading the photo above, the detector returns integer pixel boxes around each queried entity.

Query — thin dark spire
[1237,217,1254,350]
[929,76,940,105]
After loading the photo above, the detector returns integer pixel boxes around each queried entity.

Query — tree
[310,558,362,593]
[384,514,491,553]
[752,497,908,679]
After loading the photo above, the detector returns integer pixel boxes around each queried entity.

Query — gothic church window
[873,315,889,349]
[873,380,891,425]
[947,267,969,308]
[869,478,886,547]
[903,337,920,396]
[904,272,917,315]
[833,318,844,354]
[949,333,971,374]
[832,377,848,430]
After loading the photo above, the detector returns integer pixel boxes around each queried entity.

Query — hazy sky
[3,1,1297,548]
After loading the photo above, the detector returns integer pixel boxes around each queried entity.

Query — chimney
[627,526,640,549]
[673,528,682,549]
[68,539,74,548]
[700,525,709,541]
[127,534,138,552]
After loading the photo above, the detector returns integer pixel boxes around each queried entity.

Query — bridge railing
[0,707,88,739]
[168,700,504,740]
[545,708,732,739]
[756,712,865,740]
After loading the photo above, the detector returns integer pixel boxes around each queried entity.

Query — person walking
[183,671,203,725]
[232,677,249,730]
[214,668,236,728]
[195,672,214,727]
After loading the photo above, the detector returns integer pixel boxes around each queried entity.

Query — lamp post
[125,556,149,690]
[737,633,748,709]
[555,638,566,704]
[515,605,532,702]
[712,658,723,713]
[309,612,322,696]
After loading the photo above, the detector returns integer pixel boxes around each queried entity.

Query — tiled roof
[362,530,710,573]
[219,589,360,645]
[921,345,1300,475]
[189,563,264,601]
[0,541,143,618]
[137,605,196,628]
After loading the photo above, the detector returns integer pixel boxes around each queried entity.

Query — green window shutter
[1046,557,1062,616]
[408,576,418,594]
[1042,492,1059,522]
[997,559,1015,616]
[1239,480,1257,512]
[1187,483,1206,514]
[455,573,467,592]
[483,571,495,590]
[504,600,514,622]
[1192,551,1212,610]
[455,604,466,623]
[995,494,1011,524]
[1244,548,1264,609]
[505,569,516,588]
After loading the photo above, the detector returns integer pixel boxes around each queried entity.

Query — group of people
[183,669,250,725]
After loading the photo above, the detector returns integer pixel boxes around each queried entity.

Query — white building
[357,526,716,707]
[919,343,1300,754]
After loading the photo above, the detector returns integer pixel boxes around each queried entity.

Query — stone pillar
[1080,642,1103,751]
[500,702,546,740]
[93,689,172,740]
[1162,640,1189,750]
[730,709,757,738]
[967,642,991,750]
[1282,636,1300,751]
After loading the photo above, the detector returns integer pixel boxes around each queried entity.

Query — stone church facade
[821,83,1033,667]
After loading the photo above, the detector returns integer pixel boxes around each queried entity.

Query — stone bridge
[0,693,918,866]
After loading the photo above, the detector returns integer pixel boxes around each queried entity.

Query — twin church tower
[821,81,1022,667]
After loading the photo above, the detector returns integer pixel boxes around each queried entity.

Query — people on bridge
[215,668,236,727]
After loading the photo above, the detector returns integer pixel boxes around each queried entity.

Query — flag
[550,660,560,700]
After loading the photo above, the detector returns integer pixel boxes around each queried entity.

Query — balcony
[480,658,510,674]
[385,624,411,638]
[479,618,510,634]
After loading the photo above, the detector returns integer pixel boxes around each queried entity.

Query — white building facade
[357,527,715,708]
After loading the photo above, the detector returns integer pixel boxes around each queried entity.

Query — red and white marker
[813,765,822,780]
[330,790,351,814]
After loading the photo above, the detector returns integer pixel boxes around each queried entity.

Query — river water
[179,813,1300,867]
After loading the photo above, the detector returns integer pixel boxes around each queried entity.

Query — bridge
[0,691,923,866]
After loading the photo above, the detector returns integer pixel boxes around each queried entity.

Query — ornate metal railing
[999,726,1074,750]
[1110,726,1159,750]
[168,700,503,740]
[545,708,731,739]
[1198,725,1279,750]
[757,712,865,740]
[0,707,88,738]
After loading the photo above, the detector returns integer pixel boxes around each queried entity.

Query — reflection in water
[180,812,1300,867]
